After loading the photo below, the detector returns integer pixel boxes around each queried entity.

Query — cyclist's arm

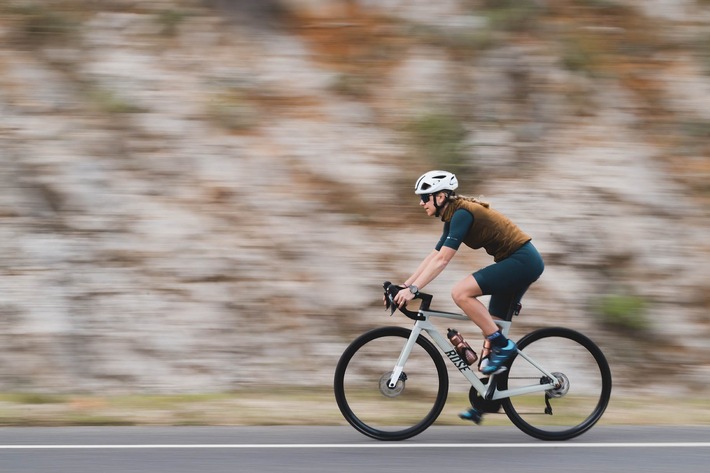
[407,246,457,290]
[403,222,448,286]
[404,249,439,287]
[405,209,474,290]
[434,221,450,251]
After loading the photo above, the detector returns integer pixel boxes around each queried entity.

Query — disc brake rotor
[379,372,406,397]
[545,372,570,398]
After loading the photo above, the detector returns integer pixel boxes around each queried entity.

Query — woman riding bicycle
[393,170,545,423]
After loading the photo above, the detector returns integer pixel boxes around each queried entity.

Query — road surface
[0,426,707,472]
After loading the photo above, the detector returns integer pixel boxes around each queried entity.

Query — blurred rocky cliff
[0,0,708,396]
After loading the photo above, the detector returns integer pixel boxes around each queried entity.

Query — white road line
[0,443,708,449]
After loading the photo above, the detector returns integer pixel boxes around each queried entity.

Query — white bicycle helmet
[414,170,458,195]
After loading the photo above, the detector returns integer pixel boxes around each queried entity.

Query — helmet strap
[433,191,452,218]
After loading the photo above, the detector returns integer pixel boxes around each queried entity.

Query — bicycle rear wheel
[499,327,612,441]
[334,326,448,441]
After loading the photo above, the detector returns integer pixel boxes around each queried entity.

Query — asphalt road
[0,426,708,473]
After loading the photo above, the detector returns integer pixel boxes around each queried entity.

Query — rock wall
[0,0,708,395]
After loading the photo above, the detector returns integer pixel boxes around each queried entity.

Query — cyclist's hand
[394,287,415,308]
[383,283,405,307]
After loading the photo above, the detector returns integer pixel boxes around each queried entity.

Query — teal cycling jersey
[435,208,473,251]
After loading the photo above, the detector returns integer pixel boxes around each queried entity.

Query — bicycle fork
[387,324,424,389]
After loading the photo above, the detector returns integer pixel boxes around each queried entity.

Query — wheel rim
[334,327,448,440]
[500,328,611,440]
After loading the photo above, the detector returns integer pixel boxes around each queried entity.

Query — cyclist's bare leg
[453,275,507,421]
[451,275,499,336]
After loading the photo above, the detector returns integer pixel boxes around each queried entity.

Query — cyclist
[392,170,544,424]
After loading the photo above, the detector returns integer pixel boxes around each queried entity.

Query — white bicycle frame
[388,307,561,401]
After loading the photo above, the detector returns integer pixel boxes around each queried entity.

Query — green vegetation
[89,88,146,114]
[329,73,370,98]
[406,22,496,57]
[0,390,708,426]
[406,111,470,174]
[561,35,601,74]
[575,0,633,14]
[681,119,710,139]
[207,91,258,132]
[156,9,188,37]
[0,392,67,405]
[595,292,649,332]
[700,43,710,76]
[4,3,79,47]
[479,0,546,34]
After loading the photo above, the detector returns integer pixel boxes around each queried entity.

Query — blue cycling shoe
[480,340,517,375]
[459,407,483,425]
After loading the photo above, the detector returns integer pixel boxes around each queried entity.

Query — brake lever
[382,280,429,321]
[383,281,398,315]
[387,294,397,315]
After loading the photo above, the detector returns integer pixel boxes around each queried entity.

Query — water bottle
[447,328,478,365]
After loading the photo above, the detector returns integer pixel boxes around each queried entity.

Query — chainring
[469,378,502,413]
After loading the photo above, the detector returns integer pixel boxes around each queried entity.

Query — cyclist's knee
[451,286,465,306]
[451,278,482,306]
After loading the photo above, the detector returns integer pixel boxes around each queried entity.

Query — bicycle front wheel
[334,326,448,441]
[500,327,612,441]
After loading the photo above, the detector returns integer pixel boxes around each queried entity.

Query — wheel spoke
[334,327,448,441]
[500,327,612,441]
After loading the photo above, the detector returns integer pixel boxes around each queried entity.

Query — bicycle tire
[334,326,449,441]
[499,327,612,441]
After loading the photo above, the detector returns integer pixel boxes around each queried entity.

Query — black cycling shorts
[472,241,544,320]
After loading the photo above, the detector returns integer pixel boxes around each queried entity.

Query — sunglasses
[420,193,433,203]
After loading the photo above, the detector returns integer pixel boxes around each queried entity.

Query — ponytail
[452,194,490,208]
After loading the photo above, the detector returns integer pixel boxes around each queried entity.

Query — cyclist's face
[419,192,439,216]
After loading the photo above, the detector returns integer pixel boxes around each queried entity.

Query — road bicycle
[334,282,612,441]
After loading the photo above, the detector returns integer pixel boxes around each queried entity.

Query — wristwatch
[408,285,419,295]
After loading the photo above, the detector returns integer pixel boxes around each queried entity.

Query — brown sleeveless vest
[440,198,531,262]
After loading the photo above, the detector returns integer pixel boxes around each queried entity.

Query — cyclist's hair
[451,194,490,209]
